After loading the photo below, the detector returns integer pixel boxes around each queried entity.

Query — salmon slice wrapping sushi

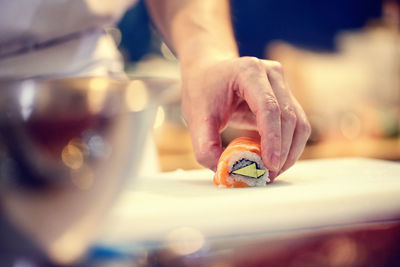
[214,137,270,187]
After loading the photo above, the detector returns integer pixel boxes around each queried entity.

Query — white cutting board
[97,158,400,244]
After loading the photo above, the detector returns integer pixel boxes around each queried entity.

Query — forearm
[145,0,239,67]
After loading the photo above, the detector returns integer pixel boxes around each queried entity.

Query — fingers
[182,56,310,177]
[233,58,309,177]
[279,106,311,175]
[234,57,281,172]
[187,115,223,171]
[263,61,297,178]
[277,105,296,168]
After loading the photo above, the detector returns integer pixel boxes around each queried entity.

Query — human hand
[181,56,311,180]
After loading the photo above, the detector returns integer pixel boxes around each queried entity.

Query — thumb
[187,115,223,171]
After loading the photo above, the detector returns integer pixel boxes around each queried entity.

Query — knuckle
[263,97,280,114]
[267,131,281,141]
[281,105,297,123]
[239,57,263,72]
[299,120,312,137]
[269,60,284,74]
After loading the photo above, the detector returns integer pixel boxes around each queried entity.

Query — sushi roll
[214,137,270,187]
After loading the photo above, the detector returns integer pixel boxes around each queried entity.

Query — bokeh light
[87,78,108,113]
[153,106,165,129]
[61,143,84,170]
[165,227,205,255]
[70,165,94,190]
[125,80,148,112]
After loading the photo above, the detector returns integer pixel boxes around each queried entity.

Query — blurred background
[1,1,400,266]
[109,0,400,172]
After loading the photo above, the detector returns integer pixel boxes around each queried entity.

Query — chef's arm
[144,0,311,178]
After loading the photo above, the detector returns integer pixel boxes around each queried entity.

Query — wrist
[176,34,239,74]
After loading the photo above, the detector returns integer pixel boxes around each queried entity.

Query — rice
[213,137,270,188]
[225,150,269,187]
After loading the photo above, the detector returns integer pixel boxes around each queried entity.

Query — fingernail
[271,151,280,171]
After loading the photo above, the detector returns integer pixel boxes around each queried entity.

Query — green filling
[232,163,265,179]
